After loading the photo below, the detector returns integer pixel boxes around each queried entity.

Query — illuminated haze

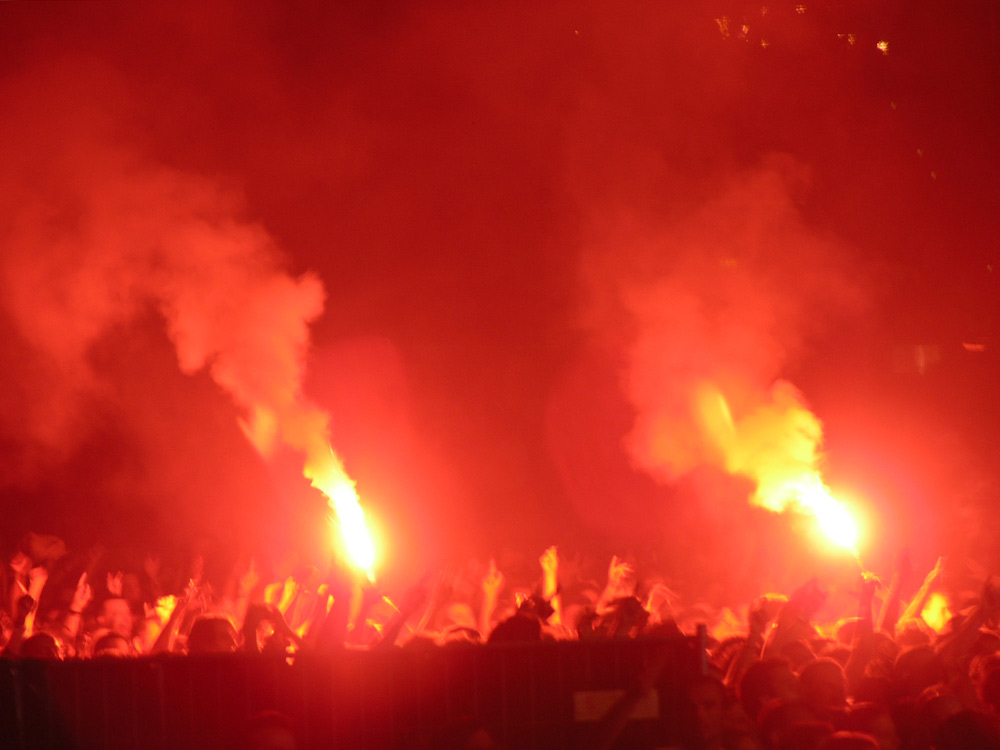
[1,2,996,598]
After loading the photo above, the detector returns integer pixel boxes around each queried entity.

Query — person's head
[20,631,62,659]
[973,630,1000,660]
[187,614,238,655]
[894,618,932,648]
[439,625,482,645]
[980,667,1000,715]
[740,657,799,722]
[798,658,847,715]
[780,639,817,672]
[779,720,833,750]
[846,702,899,750]
[679,675,727,749]
[486,613,541,644]
[834,618,860,646]
[852,675,891,706]
[711,636,747,675]
[594,596,649,638]
[99,598,135,639]
[892,644,944,700]
[92,631,134,658]
[912,685,963,746]
[817,643,850,669]
[932,709,1000,750]
[972,651,1000,690]
[758,699,817,750]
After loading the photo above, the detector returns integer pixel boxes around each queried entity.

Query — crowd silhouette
[3,531,1000,750]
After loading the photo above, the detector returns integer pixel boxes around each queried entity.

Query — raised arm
[62,572,94,642]
[23,565,48,636]
[725,594,784,689]
[597,555,634,613]
[898,556,945,626]
[876,550,912,635]
[480,560,504,638]
[762,578,825,659]
[845,572,880,694]
[540,546,563,627]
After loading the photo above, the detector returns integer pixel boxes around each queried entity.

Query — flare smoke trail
[596,164,864,531]
[0,59,351,551]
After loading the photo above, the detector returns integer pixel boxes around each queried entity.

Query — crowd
[3,531,1000,750]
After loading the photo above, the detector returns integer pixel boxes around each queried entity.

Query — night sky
[1,1,997,602]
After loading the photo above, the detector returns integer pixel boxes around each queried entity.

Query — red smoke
[0,58,353,562]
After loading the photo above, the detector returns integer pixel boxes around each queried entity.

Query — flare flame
[306,449,376,580]
[245,405,378,580]
[696,381,860,555]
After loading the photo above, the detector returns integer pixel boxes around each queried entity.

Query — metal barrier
[0,631,707,750]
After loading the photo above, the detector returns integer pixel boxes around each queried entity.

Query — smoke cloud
[3,2,996,586]
[0,59,332,537]
[586,160,864,507]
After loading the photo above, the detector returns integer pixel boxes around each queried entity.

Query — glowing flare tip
[327,480,376,579]
[305,452,377,581]
[791,477,860,554]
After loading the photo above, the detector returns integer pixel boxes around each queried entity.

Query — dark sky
[1,1,997,600]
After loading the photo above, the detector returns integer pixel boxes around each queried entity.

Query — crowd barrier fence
[0,629,707,750]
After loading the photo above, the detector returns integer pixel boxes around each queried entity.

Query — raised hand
[10,551,31,579]
[540,546,559,599]
[859,571,882,602]
[788,577,826,620]
[482,559,504,599]
[540,546,558,576]
[238,559,261,599]
[154,594,178,622]
[645,583,676,623]
[107,570,124,598]
[748,594,786,635]
[608,555,632,588]
[70,572,93,614]
[27,566,48,598]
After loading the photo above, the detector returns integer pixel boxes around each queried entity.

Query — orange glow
[766,473,860,554]
[696,381,861,555]
[304,449,377,581]
[920,591,952,633]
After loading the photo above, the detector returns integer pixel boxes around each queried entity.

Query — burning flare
[246,405,378,580]
[696,380,860,554]
[306,448,377,580]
